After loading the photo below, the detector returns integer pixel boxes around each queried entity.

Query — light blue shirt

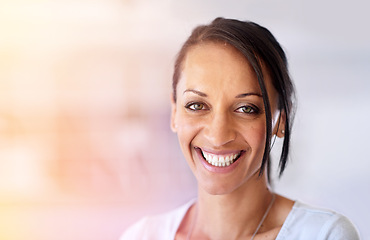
[120,199,360,240]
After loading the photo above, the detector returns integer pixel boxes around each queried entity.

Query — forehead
[180,42,261,91]
[184,42,254,75]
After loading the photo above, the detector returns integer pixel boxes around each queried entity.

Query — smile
[200,149,242,167]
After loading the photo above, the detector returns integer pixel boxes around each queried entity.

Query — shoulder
[119,199,195,240]
[277,201,360,240]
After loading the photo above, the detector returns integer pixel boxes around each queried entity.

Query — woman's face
[171,42,284,195]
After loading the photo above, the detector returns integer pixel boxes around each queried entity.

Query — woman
[121,18,360,240]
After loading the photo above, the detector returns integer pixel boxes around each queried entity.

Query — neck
[193,172,274,240]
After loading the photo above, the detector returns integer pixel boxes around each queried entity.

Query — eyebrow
[235,92,263,98]
[183,89,262,98]
[183,89,208,97]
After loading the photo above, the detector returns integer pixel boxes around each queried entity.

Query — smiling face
[171,42,284,195]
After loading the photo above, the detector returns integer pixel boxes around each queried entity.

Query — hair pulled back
[172,17,295,177]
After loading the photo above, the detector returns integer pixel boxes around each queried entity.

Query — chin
[196,166,263,196]
[197,175,244,196]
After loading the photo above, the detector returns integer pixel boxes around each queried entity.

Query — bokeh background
[1,0,369,239]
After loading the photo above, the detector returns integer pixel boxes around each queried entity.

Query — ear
[170,94,177,133]
[274,110,286,138]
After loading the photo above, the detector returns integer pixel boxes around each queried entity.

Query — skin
[171,42,294,240]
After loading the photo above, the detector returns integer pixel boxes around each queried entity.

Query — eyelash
[235,105,260,114]
[185,102,208,111]
[185,102,260,115]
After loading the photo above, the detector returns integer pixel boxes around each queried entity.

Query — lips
[203,151,240,167]
[195,147,244,168]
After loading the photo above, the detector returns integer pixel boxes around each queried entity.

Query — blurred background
[0,0,369,239]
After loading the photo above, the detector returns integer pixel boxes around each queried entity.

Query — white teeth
[203,151,241,167]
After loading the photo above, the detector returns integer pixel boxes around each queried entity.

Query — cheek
[241,120,267,152]
[175,113,204,170]
[175,111,201,149]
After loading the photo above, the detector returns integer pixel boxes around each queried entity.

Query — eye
[235,105,258,114]
[185,102,206,111]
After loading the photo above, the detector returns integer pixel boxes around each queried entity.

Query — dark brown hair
[172,18,295,177]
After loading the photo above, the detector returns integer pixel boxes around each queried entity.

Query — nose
[203,112,237,147]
